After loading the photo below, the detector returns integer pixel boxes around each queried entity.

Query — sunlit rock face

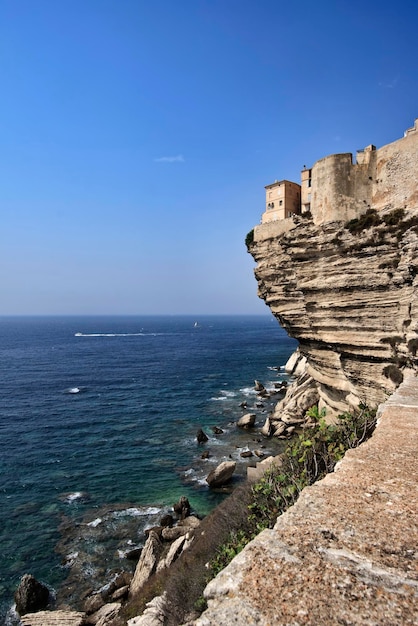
[249,210,418,419]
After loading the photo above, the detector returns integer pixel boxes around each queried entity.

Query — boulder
[84,593,105,615]
[173,496,190,519]
[157,535,187,572]
[206,461,236,488]
[240,450,253,458]
[160,514,174,527]
[273,422,287,437]
[15,574,50,616]
[129,531,163,597]
[178,515,201,530]
[88,602,121,626]
[196,428,209,444]
[260,416,273,437]
[201,450,210,459]
[254,380,265,392]
[237,413,256,428]
[211,426,224,435]
[161,525,189,541]
[111,586,129,601]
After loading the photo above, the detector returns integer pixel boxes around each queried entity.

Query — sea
[0,315,297,623]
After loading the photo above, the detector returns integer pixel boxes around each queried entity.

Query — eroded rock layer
[249,210,418,421]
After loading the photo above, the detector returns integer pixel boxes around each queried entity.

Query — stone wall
[308,119,418,225]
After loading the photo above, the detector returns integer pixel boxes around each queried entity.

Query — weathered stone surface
[236,413,256,428]
[127,593,168,625]
[15,574,50,616]
[206,461,236,488]
[157,535,186,572]
[20,610,85,626]
[130,531,163,597]
[196,378,418,625]
[161,525,189,541]
[84,592,105,614]
[178,515,201,530]
[249,210,418,422]
[88,601,121,625]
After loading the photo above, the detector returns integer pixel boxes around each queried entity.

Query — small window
[279,200,283,206]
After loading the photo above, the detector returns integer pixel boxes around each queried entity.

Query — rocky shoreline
[10,362,302,626]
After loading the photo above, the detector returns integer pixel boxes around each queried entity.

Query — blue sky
[0,0,417,315]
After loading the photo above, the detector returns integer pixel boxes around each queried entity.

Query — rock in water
[237,413,256,428]
[15,574,50,616]
[196,428,209,443]
[206,461,236,488]
[173,496,191,519]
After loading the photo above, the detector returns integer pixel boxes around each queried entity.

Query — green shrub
[245,229,254,249]
[211,404,377,571]
[346,209,381,234]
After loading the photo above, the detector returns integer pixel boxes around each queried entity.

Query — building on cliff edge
[260,118,418,230]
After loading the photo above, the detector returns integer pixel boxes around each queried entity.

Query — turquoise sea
[0,315,297,622]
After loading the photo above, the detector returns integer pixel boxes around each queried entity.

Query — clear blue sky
[1,0,417,315]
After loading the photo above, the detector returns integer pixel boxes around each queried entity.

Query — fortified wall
[256,118,418,238]
[311,119,418,224]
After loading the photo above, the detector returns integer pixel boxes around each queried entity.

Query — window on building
[279,200,283,206]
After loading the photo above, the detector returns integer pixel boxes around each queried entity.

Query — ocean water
[0,315,297,620]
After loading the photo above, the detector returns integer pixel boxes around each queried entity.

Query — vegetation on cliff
[120,405,377,624]
[210,403,377,576]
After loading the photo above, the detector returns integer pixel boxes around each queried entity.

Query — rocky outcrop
[195,377,418,625]
[206,461,236,488]
[249,209,418,423]
[15,574,50,616]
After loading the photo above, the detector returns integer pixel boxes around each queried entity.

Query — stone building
[262,180,301,223]
[260,118,418,228]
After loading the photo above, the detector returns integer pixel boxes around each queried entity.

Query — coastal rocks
[157,535,187,572]
[130,531,163,597]
[15,574,50,616]
[20,610,85,625]
[85,602,121,625]
[237,413,256,428]
[196,429,209,444]
[173,496,191,519]
[127,593,168,625]
[206,461,236,488]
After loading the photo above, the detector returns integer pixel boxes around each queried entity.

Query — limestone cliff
[248,209,418,428]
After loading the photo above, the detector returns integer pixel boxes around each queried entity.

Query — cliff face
[249,209,418,425]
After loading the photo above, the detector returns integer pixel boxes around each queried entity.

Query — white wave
[67,387,81,394]
[87,517,102,528]
[64,491,86,503]
[74,332,162,337]
[240,386,257,396]
[210,396,228,401]
[112,506,161,518]
[63,551,79,567]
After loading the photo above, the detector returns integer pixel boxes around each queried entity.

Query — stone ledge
[20,610,85,625]
[195,377,418,625]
